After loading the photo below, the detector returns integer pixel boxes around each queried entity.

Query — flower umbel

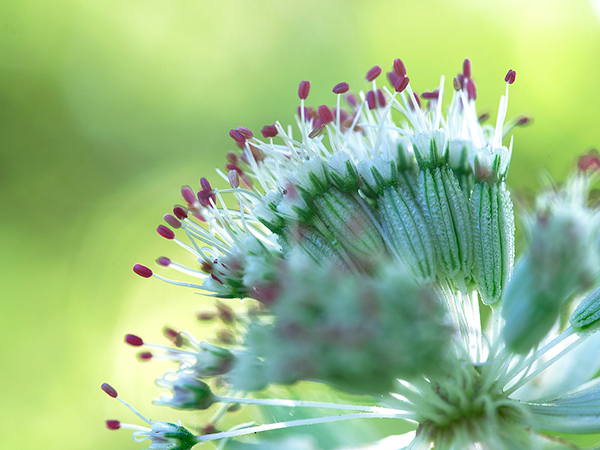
[104,59,600,449]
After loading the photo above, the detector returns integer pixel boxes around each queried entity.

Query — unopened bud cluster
[104,59,600,449]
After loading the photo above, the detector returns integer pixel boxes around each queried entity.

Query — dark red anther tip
[173,206,188,220]
[181,186,197,205]
[505,69,516,84]
[228,169,240,188]
[421,90,440,100]
[466,79,477,101]
[106,420,121,430]
[377,89,386,107]
[516,116,531,126]
[478,113,490,123]
[137,351,153,361]
[366,65,382,82]
[393,59,407,77]
[236,127,253,140]
[308,126,324,139]
[133,264,153,278]
[387,71,399,87]
[229,129,245,145]
[394,76,409,93]
[578,150,600,172]
[298,80,311,100]
[200,177,211,192]
[463,59,472,79]
[261,124,278,138]
[453,76,462,92]
[318,105,334,124]
[156,257,171,267]
[226,152,238,163]
[332,82,349,94]
[345,93,358,108]
[197,311,216,321]
[366,90,377,110]
[163,213,181,229]
[125,334,144,347]
[157,225,175,240]
[101,383,118,398]
[163,326,179,339]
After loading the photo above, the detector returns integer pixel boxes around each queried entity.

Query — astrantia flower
[104,59,600,449]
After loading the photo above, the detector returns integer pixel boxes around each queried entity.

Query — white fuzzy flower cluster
[103,59,600,450]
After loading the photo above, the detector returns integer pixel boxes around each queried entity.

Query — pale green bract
[103,59,600,450]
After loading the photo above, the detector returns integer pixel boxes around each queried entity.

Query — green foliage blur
[2,0,600,448]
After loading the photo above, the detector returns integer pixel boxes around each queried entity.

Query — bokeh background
[2,0,600,448]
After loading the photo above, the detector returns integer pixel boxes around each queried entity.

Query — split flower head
[103,58,600,449]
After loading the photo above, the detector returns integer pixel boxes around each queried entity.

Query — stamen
[393,58,407,77]
[156,225,175,240]
[318,105,334,124]
[106,420,121,430]
[366,90,377,110]
[261,124,278,138]
[236,126,253,139]
[505,69,516,84]
[125,334,144,347]
[298,80,310,100]
[332,82,349,94]
[466,79,477,101]
[163,214,181,229]
[463,58,472,79]
[173,206,188,220]
[156,257,171,267]
[133,264,153,278]
[180,186,197,205]
[229,129,246,145]
[366,65,382,82]
[394,76,409,93]
[101,383,118,398]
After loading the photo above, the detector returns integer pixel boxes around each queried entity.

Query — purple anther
[478,113,490,123]
[505,69,516,84]
[453,76,462,92]
[157,225,175,240]
[228,169,240,188]
[298,80,311,100]
[578,150,600,172]
[466,79,477,101]
[410,92,422,110]
[394,76,409,93]
[421,90,440,99]
[106,420,121,430]
[226,152,238,163]
[261,124,278,138]
[393,58,407,77]
[156,257,171,267]
[377,89,386,107]
[197,177,216,206]
[125,334,144,347]
[163,213,181,229]
[236,126,253,139]
[332,82,350,94]
[181,186,197,205]
[345,93,358,108]
[516,116,531,126]
[198,311,216,321]
[366,65,382,82]
[297,105,310,120]
[229,129,246,145]
[137,352,153,361]
[173,206,188,220]
[101,383,118,398]
[463,59,472,79]
[318,105,334,124]
[133,264,153,278]
[308,126,324,139]
[366,90,377,109]
[387,71,399,87]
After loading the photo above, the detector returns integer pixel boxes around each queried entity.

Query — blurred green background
[2,0,600,448]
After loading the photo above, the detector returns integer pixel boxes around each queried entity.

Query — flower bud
[154,371,215,410]
[503,176,600,353]
[570,286,600,329]
[418,165,473,281]
[312,188,385,261]
[470,181,515,305]
[378,185,437,282]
